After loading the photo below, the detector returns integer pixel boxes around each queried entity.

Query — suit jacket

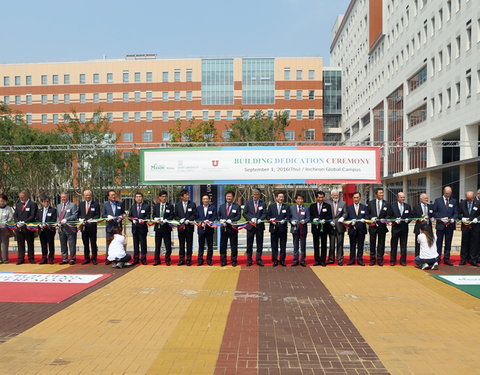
[367,199,391,234]
[36,206,57,231]
[152,202,174,232]
[267,203,291,234]
[56,201,78,222]
[413,203,434,234]
[390,202,412,233]
[345,203,369,235]
[174,200,197,232]
[433,196,458,230]
[218,202,241,233]
[243,199,267,231]
[129,202,151,234]
[458,200,480,222]
[196,204,217,235]
[102,200,125,234]
[78,200,100,229]
[14,199,38,223]
[309,202,333,235]
[289,204,310,234]
[326,199,348,233]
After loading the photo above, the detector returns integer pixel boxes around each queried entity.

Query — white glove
[185,219,190,224]
[79,218,85,223]
[473,218,478,224]
[462,217,468,223]
[441,217,448,221]
[319,219,325,224]
[405,219,410,224]
[395,219,401,224]
[179,218,185,224]
[251,218,257,224]
[371,217,377,222]
[138,219,144,224]
[450,218,455,223]
[226,219,232,224]
[330,221,335,227]
[300,219,305,224]
[132,219,138,224]
[107,215,114,221]
[313,218,319,223]
[338,217,345,223]
[154,217,160,223]
[219,219,226,224]
[360,218,365,223]
[291,220,297,225]
[0,223,5,229]
[280,219,285,224]
[61,219,67,225]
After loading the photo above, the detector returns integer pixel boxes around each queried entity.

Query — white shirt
[417,233,438,259]
[107,234,127,261]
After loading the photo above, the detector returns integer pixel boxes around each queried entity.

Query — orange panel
[369,0,383,49]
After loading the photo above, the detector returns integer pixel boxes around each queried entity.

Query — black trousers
[270,230,287,262]
[246,227,263,261]
[81,224,98,261]
[198,229,214,262]
[16,228,35,262]
[132,226,148,261]
[348,232,365,263]
[178,226,194,261]
[220,228,238,263]
[39,229,55,261]
[369,229,387,261]
[460,226,479,263]
[436,226,455,261]
[154,226,172,262]
[312,231,328,263]
[390,227,408,264]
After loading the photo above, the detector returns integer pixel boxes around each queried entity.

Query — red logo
[212,160,219,167]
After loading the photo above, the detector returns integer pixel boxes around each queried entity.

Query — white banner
[0,273,104,284]
[438,275,480,285]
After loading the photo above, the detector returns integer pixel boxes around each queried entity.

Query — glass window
[123,112,129,122]
[53,114,59,124]
[242,58,275,105]
[41,95,47,104]
[296,110,303,120]
[308,109,315,120]
[107,73,113,83]
[93,93,99,103]
[284,109,290,120]
[308,70,315,80]
[26,94,32,105]
[215,110,221,121]
[186,91,192,101]
[284,130,295,141]
[52,74,58,85]
[162,91,168,101]
[408,65,427,92]
[142,130,152,142]
[162,72,168,82]
[146,91,152,102]
[79,74,86,84]
[15,95,21,105]
[123,92,129,102]
[41,114,48,124]
[304,129,315,140]
[186,110,193,120]
[26,75,32,85]
[53,94,59,104]
[408,104,427,127]
[3,96,9,105]
[296,70,303,80]
[296,90,302,100]
[243,110,250,120]
[79,113,86,123]
[323,70,342,115]
[134,72,141,83]
[93,73,99,83]
[308,90,315,100]
[163,132,172,141]
[285,90,291,100]
[201,58,234,105]
[174,91,180,101]
[123,71,129,83]
[134,112,141,122]
[134,91,141,102]
[80,93,86,103]
[227,110,233,120]
[162,111,169,122]
[146,72,152,82]
[64,74,70,84]
[203,110,209,121]
[284,68,290,80]
[106,113,113,122]
[174,110,180,120]
[123,132,133,142]
[146,111,153,122]
[107,93,113,103]
[64,94,70,104]
[186,69,192,82]
[15,76,21,86]
[3,76,10,86]
[267,109,274,119]
[26,114,32,124]
[174,69,180,82]
[41,75,47,85]
[222,130,231,140]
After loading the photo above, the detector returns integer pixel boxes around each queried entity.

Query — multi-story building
[0,56,324,148]
[331,0,480,202]
[323,67,342,142]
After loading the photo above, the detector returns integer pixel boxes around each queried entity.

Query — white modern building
[331,0,480,203]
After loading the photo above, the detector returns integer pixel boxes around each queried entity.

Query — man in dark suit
[267,191,291,267]
[345,191,368,266]
[128,192,151,265]
[309,191,333,266]
[13,190,38,264]
[290,194,310,267]
[218,190,241,266]
[367,187,391,266]
[413,193,434,257]
[56,192,79,265]
[102,190,125,264]
[78,189,100,265]
[174,189,196,266]
[36,196,57,264]
[433,186,457,266]
[326,190,348,266]
[458,191,480,266]
[243,189,267,267]
[152,190,174,266]
[476,189,480,202]
[389,192,412,266]
[196,194,217,266]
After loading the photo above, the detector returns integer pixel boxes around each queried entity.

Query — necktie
[204,206,208,217]
[254,201,258,213]
[468,202,472,215]
[183,202,187,213]
[333,201,337,216]
[111,202,116,215]
[400,203,404,216]
[137,204,141,216]
[86,201,90,214]
[355,204,359,216]
[21,202,25,211]
[43,208,48,222]
[59,203,66,221]
[318,203,322,214]
[377,200,381,216]
[160,204,165,217]
[298,206,303,235]
[423,204,427,216]
[445,198,449,207]
[226,203,231,216]
[278,204,281,214]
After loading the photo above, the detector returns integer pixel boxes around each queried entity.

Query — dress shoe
[338,261,344,266]
[327,260,334,264]
[132,260,140,265]
[39,258,47,265]
[197,260,204,266]
[221,261,227,267]
[29,259,36,264]
[153,261,160,266]
[82,259,91,265]
[247,259,252,267]
[273,261,278,267]
[186,261,191,266]
[470,262,480,267]
[2,260,8,264]
[60,260,68,265]
[141,259,147,265]
[178,260,185,266]
[291,261,299,267]
[232,262,237,267]
[347,261,355,265]
[321,262,327,267]
[92,259,98,265]
[16,260,25,265]
[357,261,365,266]
[280,261,286,267]
[105,260,112,265]
[69,260,75,265]
[390,262,396,266]
[444,260,454,266]
[300,262,306,267]
[313,262,321,266]
[0,260,3,264]
[256,261,264,267]
[459,261,467,266]
[49,260,54,265]
[166,261,171,266]
[370,260,376,266]
[400,261,406,266]
[378,261,384,266]
[207,260,213,266]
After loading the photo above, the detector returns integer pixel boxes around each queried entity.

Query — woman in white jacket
[107,226,132,268]
[0,194,14,264]
[414,223,440,270]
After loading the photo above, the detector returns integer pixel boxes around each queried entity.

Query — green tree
[226,110,290,143]
[168,118,218,144]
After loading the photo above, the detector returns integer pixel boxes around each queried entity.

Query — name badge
[232,209,237,213]
[360,210,365,214]
[259,206,263,210]
[117,206,122,210]
[449,204,453,207]
[208,211,212,214]
[141,210,145,213]
[47,213,52,216]
[67,209,71,213]
[282,209,286,213]
[322,208,327,212]
[429,209,433,213]
[2,212,7,216]
[187,208,192,212]
[90,208,95,211]
[300,212,305,216]
[166,209,170,213]
[338,208,343,211]
[383,207,387,211]
[474,207,478,211]
[25,207,30,211]
[405,210,409,213]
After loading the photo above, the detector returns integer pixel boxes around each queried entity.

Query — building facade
[331,0,480,202]
[0,56,324,148]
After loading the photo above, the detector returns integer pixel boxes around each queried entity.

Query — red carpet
[0,273,111,303]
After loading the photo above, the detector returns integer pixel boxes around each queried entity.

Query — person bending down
[107,227,132,269]
[414,223,440,270]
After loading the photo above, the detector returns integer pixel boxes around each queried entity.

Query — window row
[283,90,316,100]
[283,69,316,81]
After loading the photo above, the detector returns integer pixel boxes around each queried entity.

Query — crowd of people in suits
[0,186,479,269]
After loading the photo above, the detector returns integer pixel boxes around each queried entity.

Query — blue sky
[2,0,350,65]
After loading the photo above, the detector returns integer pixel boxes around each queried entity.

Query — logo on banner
[212,160,219,167]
